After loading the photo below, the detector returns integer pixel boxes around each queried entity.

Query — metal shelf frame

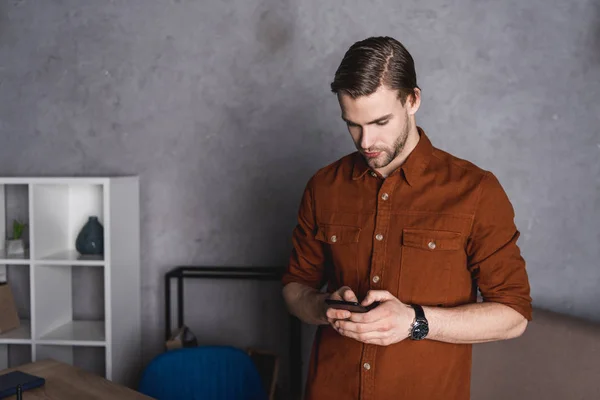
[164,265,302,395]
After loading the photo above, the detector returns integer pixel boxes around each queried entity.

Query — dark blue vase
[75,216,104,255]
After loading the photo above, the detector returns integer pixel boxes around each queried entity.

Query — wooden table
[0,359,154,399]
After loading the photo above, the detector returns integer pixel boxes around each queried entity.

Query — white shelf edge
[33,250,105,267]
[29,182,37,362]
[0,339,33,345]
[0,177,112,185]
[33,260,106,267]
[0,260,31,265]
[34,340,106,347]
[103,181,112,381]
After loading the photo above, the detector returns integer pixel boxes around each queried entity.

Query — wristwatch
[409,304,429,340]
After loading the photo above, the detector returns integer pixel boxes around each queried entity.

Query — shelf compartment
[37,320,105,346]
[34,264,105,345]
[6,264,31,318]
[0,265,31,343]
[0,344,32,370]
[31,183,104,262]
[0,320,31,344]
[36,345,106,377]
[0,184,30,274]
[0,249,30,264]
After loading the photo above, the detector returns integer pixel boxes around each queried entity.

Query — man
[281,36,532,400]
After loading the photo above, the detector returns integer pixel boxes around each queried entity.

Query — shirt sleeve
[281,176,327,289]
[466,171,533,321]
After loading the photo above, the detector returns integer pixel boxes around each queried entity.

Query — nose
[360,127,375,150]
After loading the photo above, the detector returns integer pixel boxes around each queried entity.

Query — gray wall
[1,0,599,394]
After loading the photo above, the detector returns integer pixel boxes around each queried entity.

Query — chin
[367,157,389,170]
[365,159,379,169]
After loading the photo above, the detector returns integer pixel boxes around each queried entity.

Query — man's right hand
[324,286,358,328]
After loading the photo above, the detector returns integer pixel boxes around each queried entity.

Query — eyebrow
[342,114,393,126]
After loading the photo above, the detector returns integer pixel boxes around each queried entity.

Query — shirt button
[428,241,436,250]
[381,193,389,201]
[331,235,337,243]
[372,275,380,283]
[370,171,377,177]
[363,362,371,370]
[375,234,384,241]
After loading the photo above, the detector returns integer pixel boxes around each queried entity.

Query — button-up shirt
[282,127,533,400]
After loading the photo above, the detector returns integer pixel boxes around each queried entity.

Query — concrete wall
[1,0,599,395]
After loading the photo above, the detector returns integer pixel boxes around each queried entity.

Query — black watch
[409,304,429,340]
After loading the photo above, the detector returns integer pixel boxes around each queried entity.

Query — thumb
[339,286,358,302]
[329,286,357,302]
[361,290,394,306]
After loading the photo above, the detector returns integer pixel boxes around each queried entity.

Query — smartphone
[325,299,380,313]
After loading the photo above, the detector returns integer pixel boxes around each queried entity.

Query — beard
[363,117,410,169]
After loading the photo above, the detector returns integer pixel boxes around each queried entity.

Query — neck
[375,120,420,178]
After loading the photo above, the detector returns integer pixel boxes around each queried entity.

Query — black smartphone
[325,299,380,313]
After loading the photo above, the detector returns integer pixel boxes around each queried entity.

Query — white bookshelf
[0,177,141,388]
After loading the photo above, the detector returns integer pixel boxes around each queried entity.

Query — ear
[407,88,421,116]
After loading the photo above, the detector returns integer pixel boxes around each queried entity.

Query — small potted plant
[6,219,26,256]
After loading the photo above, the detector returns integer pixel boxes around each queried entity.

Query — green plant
[11,219,26,240]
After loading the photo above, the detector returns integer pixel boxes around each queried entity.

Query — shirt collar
[351,126,433,186]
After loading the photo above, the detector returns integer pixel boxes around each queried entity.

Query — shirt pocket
[398,228,464,306]
[315,224,361,290]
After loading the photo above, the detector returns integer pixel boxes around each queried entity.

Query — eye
[376,120,389,126]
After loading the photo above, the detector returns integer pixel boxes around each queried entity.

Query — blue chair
[138,346,268,400]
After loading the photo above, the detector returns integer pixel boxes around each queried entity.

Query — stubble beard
[365,119,410,170]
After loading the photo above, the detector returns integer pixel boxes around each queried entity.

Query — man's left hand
[334,290,414,346]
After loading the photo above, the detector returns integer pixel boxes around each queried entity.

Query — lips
[363,151,381,158]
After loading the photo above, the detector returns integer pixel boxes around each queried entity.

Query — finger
[329,286,355,301]
[326,308,351,320]
[328,318,340,331]
[337,319,390,334]
[328,290,343,301]
[338,327,390,344]
[340,287,358,302]
[348,305,390,323]
[361,290,395,306]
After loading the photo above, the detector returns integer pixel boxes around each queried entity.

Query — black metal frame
[164,266,302,396]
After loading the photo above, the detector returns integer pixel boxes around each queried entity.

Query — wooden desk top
[0,359,154,399]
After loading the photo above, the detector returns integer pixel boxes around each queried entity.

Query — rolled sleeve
[467,172,533,321]
[282,176,326,289]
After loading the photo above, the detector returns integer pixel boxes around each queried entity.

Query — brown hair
[330,36,420,105]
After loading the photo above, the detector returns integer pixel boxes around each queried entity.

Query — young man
[281,36,533,400]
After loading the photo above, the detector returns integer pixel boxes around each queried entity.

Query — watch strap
[411,304,425,320]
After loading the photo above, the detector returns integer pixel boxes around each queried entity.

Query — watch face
[412,320,429,340]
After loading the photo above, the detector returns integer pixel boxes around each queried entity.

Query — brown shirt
[282,127,533,400]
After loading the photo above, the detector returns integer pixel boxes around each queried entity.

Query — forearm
[423,302,528,344]
[282,282,329,325]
